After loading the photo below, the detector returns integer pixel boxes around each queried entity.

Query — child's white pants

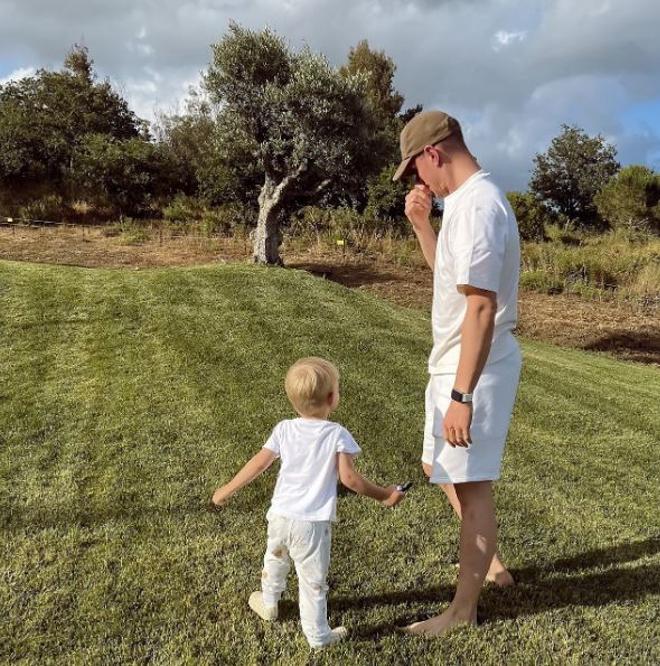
[261,514,332,647]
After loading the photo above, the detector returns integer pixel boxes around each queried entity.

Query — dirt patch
[2,225,658,364]
[0,225,252,268]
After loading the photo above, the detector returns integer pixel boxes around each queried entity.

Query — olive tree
[204,23,374,264]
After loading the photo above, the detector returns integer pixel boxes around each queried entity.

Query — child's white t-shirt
[263,418,362,522]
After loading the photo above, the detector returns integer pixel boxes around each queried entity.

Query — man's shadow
[278,537,660,640]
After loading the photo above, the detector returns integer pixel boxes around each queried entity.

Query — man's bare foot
[403,607,476,637]
[485,555,515,587]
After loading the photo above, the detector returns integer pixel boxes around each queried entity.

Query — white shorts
[422,347,522,484]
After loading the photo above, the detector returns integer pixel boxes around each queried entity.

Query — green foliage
[205,23,378,262]
[73,134,179,216]
[544,222,582,245]
[530,124,619,228]
[200,204,255,236]
[206,24,373,186]
[506,192,553,242]
[116,218,151,245]
[339,40,404,197]
[155,92,262,208]
[290,205,382,241]
[163,194,207,223]
[518,269,564,294]
[0,45,142,192]
[17,193,67,222]
[595,165,660,233]
[521,230,660,300]
[162,196,254,236]
[1,261,659,663]
[365,164,409,233]
[340,40,403,128]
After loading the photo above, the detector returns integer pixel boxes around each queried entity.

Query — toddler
[210,357,405,648]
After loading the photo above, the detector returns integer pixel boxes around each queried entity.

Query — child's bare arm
[337,453,404,507]
[211,448,277,508]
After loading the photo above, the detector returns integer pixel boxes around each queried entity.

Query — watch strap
[451,388,473,404]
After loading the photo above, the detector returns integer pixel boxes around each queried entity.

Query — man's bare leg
[406,481,496,636]
[423,463,514,586]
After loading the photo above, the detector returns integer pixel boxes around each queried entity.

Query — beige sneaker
[314,626,348,648]
[248,591,278,621]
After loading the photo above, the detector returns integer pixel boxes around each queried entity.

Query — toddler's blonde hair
[285,357,339,417]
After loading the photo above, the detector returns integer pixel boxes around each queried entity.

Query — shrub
[544,222,582,245]
[520,231,659,301]
[200,204,254,236]
[288,206,335,240]
[163,195,206,224]
[116,218,151,245]
[507,192,551,242]
[519,269,564,294]
[595,165,660,234]
[73,134,178,217]
[18,194,67,222]
[365,164,409,235]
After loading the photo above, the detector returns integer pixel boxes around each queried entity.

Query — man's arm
[443,286,497,448]
[454,286,497,393]
[405,184,436,270]
[211,448,277,508]
[337,453,404,507]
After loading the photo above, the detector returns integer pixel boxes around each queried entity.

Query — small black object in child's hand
[397,481,413,492]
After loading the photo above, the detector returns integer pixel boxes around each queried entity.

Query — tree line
[1,24,658,264]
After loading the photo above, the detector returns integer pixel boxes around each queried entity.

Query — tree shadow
[331,537,660,640]
[515,536,660,578]
[288,260,401,289]
[582,329,660,365]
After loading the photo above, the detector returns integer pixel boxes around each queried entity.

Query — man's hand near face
[405,183,433,230]
[405,184,437,270]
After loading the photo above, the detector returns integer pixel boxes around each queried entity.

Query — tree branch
[293,177,332,199]
[273,160,307,200]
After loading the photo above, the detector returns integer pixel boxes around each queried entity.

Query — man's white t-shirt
[429,170,520,374]
[263,418,362,522]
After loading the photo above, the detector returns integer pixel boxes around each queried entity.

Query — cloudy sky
[1,0,659,190]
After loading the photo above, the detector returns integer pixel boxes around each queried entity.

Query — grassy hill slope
[1,260,658,664]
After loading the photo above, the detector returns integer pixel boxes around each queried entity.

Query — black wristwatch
[451,388,473,404]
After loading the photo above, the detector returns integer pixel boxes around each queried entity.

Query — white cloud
[0,66,36,86]
[0,0,659,189]
[492,29,527,51]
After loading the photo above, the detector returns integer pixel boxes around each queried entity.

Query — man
[393,110,522,635]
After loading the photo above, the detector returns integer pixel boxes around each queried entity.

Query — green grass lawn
[1,260,658,665]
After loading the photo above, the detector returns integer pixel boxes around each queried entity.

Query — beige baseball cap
[392,110,461,181]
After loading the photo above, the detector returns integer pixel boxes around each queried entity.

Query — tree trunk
[253,165,309,265]
[253,176,283,265]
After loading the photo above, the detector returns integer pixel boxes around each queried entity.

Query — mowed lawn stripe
[1,260,658,664]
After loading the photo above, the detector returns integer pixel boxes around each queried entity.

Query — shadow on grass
[331,537,660,640]
[288,261,401,288]
[582,329,660,365]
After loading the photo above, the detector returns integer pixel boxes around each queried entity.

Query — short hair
[436,126,467,153]
[285,357,339,416]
